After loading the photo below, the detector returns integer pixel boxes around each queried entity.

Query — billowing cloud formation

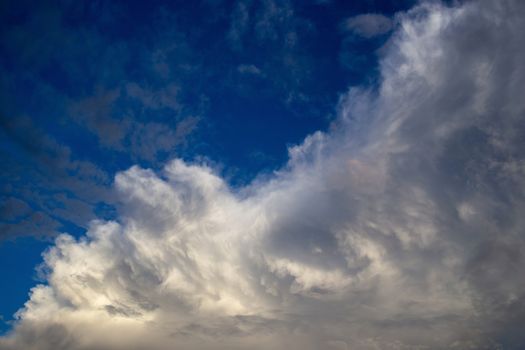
[2,0,525,349]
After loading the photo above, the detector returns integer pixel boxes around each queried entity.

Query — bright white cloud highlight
[2,0,525,349]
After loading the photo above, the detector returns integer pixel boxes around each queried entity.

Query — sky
[0,0,524,349]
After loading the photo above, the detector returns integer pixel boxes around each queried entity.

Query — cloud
[341,13,393,38]
[69,86,198,162]
[237,64,263,76]
[125,82,181,112]
[225,0,317,107]
[0,1,201,240]
[68,88,128,150]
[2,0,525,349]
[228,1,251,51]
[0,116,112,239]
[128,117,200,162]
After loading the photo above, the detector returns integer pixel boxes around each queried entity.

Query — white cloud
[2,0,525,349]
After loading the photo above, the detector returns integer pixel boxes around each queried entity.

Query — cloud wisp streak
[2,0,525,349]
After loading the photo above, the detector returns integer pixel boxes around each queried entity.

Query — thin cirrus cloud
[2,1,525,349]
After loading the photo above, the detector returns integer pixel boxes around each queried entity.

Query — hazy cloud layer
[2,0,525,349]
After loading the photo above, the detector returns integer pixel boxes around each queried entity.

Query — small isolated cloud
[237,64,263,76]
[2,0,525,349]
[341,13,393,38]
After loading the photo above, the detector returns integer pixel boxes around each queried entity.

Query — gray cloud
[2,0,525,349]
[237,64,263,76]
[125,82,181,112]
[69,88,129,150]
[128,117,200,162]
[68,85,199,162]
[341,13,393,38]
[0,116,112,239]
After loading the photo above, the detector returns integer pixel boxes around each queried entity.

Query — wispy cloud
[0,115,112,239]
[226,0,318,107]
[341,13,393,38]
[237,64,263,76]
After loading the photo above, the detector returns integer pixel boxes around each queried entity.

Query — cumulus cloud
[2,0,525,349]
[341,13,393,38]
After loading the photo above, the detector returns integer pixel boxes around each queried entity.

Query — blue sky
[1,0,525,349]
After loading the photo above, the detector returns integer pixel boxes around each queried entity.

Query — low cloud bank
[2,1,525,349]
